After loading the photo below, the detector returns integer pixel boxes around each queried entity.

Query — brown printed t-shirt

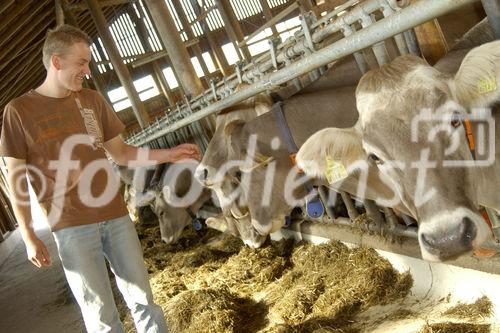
[0,88,129,231]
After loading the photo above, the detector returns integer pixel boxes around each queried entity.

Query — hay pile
[182,239,294,295]
[443,296,493,321]
[263,242,412,331]
[126,225,414,333]
[165,288,267,333]
[418,322,491,333]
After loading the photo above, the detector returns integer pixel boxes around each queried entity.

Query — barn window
[276,16,301,40]
[107,75,160,112]
[90,43,106,74]
[178,0,206,36]
[200,0,224,31]
[246,28,273,56]
[109,13,146,64]
[221,42,239,65]
[95,38,113,71]
[137,0,163,52]
[162,67,179,89]
[191,57,205,77]
[230,0,263,20]
[202,52,217,73]
[165,0,188,41]
[267,0,288,8]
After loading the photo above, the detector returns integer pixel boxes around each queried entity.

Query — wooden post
[144,0,204,97]
[84,0,150,128]
[259,0,279,38]
[413,19,448,65]
[215,0,252,62]
[189,0,232,76]
[410,0,448,65]
[126,6,177,106]
[171,0,212,82]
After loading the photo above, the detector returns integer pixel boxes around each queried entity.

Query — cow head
[194,91,273,188]
[120,161,211,244]
[298,41,500,261]
[207,173,268,248]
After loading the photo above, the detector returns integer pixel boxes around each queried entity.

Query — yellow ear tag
[477,75,497,94]
[325,156,348,184]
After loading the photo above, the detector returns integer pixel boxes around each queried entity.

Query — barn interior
[0,0,500,332]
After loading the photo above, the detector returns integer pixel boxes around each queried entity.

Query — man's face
[54,42,91,92]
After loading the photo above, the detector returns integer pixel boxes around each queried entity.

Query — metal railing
[126,0,477,147]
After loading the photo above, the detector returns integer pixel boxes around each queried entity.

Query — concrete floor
[0,227,85,333]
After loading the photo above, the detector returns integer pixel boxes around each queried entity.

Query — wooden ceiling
[0,0,130,127]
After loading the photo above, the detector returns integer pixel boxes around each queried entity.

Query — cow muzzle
[418,207,489,262]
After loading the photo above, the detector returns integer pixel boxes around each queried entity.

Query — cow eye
[368,153,383,164]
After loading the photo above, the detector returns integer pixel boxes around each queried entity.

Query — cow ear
[205,216,228,233]
[296,127,366,180]
[452,40,500,108]
[133,190,157,207]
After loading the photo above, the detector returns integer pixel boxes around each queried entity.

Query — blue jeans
[53,215,167,333]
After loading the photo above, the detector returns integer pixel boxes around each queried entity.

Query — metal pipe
[318,186,336,220]
[340,191,359,220]
[341,24,370,74]
[481,0,500,39]
[312,0,360,28]
[383,207,399,232]
[403,29,421,56]
[364,199,385,232]
[380,2,409,55]
[131,0,404,142]
[129,0,476,145]
[359,12,391,66]
[332,216,418,239]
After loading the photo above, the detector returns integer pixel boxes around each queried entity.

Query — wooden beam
[171,0,211,81]
[413,19,448,65]
[126,5,176,106]
[259,0,279,37]
[0,30,44,81]
[0,2,47,50]
[68,0,135,12]
[0,0,17,19]
[0,56,44,102]
[188,0,232,75]
[0,1,34,34]
[144,0,204,97]
[0,61,43,102]
[0,39,45,92]
[1,67,45,107]
[214,0,251,62]
[85,0,150,128]
[2,68,45,106]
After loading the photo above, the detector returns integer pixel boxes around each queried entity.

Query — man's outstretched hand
[168,143,201,162]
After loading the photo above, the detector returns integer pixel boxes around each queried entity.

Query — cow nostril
[196,168,208,181]
[420,233,434,249]
[459,217,476,247]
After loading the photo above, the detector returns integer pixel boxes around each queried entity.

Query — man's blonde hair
[42,24,92,70]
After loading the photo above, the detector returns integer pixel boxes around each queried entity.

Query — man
[0,25,199,332]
